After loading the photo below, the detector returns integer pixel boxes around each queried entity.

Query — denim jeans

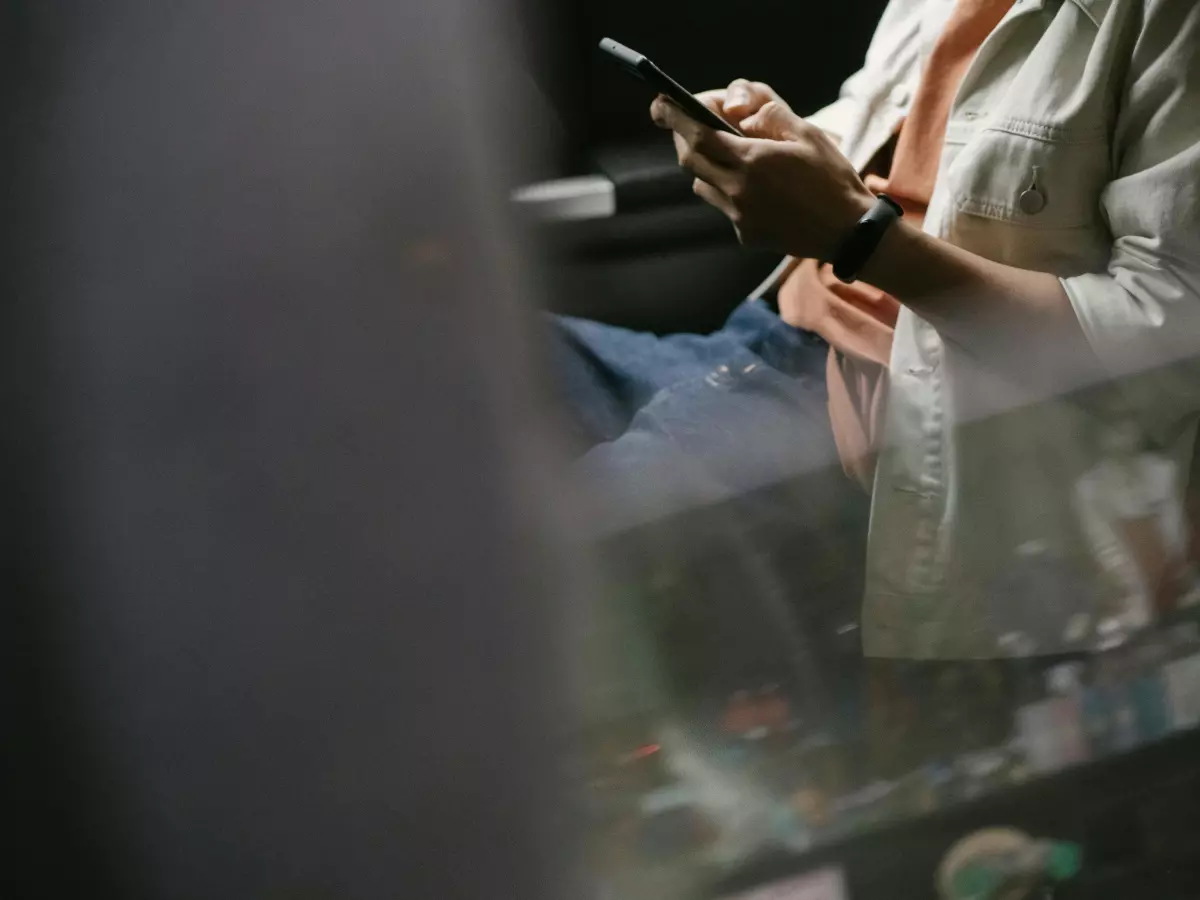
[552,298,847,534]
[552,298,870,725]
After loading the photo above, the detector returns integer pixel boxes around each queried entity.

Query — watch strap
[830,193,904,284]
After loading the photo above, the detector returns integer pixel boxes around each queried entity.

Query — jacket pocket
[951,118,1110,230]
[943,119,1112,273]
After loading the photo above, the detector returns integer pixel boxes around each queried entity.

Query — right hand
[692,79,790,130]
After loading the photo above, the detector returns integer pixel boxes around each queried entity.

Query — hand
[650,93,873,259]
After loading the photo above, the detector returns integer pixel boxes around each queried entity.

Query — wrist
[803,189,874,263]
[858,215,922,290]
[827,191,902,282]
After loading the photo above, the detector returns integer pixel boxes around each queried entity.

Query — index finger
[693,89,744,130]
[655,97,745,165]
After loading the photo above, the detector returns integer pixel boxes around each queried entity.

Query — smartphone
[598,38,744,137]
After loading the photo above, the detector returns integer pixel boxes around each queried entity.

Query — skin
[650,82,1092,367]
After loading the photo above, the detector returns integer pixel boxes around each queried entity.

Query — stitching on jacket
[986,117,1108,145]
[956,195,1098,229]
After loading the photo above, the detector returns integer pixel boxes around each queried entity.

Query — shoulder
[1102,0,1200,43]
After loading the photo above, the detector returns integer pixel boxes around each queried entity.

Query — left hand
[650,94,874,260]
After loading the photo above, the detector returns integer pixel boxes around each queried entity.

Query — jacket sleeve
[1062,1,1200,443]
[805,69,868,145]
[805,0,922,144]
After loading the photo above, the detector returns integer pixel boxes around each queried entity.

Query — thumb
[740,101,801,141]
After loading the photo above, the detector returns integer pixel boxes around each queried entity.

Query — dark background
[517,0,890,174]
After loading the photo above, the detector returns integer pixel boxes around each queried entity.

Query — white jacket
[806,0,1200,658]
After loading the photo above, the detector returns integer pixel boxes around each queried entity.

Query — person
[556,0,1200,663]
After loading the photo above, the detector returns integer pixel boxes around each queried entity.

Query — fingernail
[727,89,748,109]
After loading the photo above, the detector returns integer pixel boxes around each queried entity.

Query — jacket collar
[1009,0,1109,27]
[1066,0,1110,28]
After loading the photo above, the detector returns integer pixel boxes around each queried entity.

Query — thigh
[576,356,841,536]
[550,299,828,450]
[549,312,750,448]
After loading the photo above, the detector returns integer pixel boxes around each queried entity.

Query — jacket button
[1019,165,1046,215]
[1020,187,1046,215]
[890,84,911,108]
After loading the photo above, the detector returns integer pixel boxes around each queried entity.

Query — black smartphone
[598,37,744,137]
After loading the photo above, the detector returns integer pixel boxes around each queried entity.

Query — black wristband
[830,194,904,284]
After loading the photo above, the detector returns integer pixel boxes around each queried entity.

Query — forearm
[859,218,1092,362]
